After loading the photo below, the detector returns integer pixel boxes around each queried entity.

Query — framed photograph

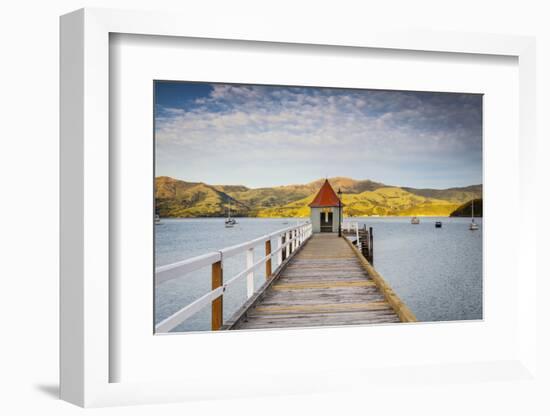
[153,81,481,335]
[60,8,537,407]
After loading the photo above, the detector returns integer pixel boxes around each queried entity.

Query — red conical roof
[308,179,344,207]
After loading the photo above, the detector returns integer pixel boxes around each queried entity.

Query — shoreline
[156,215,483,219]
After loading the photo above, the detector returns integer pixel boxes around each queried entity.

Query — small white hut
[309,179,344,233]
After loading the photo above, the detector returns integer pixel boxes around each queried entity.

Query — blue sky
[154,82,482,189]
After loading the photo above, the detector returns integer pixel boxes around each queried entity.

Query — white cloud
[155,85,482,188]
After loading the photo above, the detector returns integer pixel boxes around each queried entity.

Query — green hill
[450,198,483,217]
[155,176,482,218]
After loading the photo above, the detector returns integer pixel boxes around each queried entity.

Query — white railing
[155,221,313,333]
[342,221,361,250]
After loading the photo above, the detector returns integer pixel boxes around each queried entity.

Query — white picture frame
[60,8,537,407]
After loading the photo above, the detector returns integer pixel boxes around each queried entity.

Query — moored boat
[469,199,479,230]
[225,200,237,227]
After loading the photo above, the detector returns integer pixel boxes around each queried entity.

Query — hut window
[322,208,332,222]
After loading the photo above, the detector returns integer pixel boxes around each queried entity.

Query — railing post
[281,234,286,262]
[265,240,272,279]
[288,231,292,255]
[369,226,374,264]
[246,247,254,298]
[285,231,290,259]
[211,260,223,330]
[277,235,283,265]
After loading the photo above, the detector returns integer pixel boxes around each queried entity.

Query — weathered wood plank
[257,294,386,308]
[241,311,401,329]
[272,281,376,290]
[282,268,367,275]
[248,309,400,320]
[281,272,370,280]
[253,301,392,314]
[259,286,385,301]
[276,275,370,283]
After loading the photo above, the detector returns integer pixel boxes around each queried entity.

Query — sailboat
[469,199,479,230]
[225,200,237,227]
[411,216,420,224]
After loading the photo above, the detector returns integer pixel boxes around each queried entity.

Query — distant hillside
[155,176,482,218]
[155,176,250,217]
[213,177,387,212]
[450,198,483,217]
[257,186,459,218]
[402,185,482,203]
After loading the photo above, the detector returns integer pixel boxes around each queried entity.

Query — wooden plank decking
[233,233,402,330]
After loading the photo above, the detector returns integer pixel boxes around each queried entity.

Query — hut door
[320,211,333,232]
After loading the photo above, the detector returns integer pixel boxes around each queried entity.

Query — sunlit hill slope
[155,176,482,218]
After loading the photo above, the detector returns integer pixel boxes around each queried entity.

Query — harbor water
[155,217,482,332]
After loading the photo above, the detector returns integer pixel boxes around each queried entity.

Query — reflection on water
[155,217,482,332]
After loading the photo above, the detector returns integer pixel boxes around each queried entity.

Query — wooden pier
[227,234,403,329]
[155,222,416,334]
